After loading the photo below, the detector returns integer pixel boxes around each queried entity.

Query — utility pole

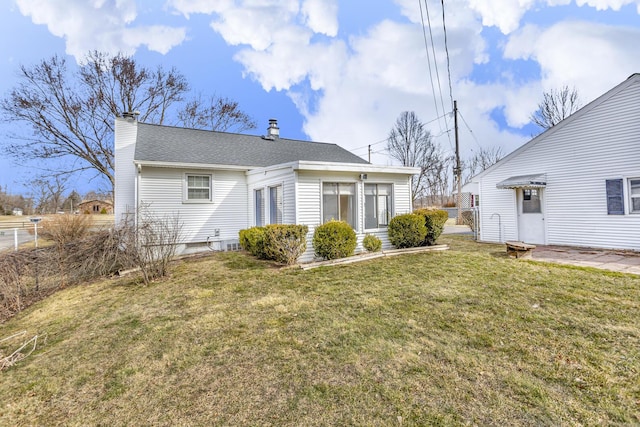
[454,100,462,224]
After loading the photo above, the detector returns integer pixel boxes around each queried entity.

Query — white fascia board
[292,161,421,175]
[135,160,252,171]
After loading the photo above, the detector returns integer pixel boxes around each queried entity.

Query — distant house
[12,208,23,216]
[114,117,419,262]
[464,73,640,249]
[78,199,113,215]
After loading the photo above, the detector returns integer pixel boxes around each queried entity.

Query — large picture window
[185,174,211,202]
[323,183,356,227]
[629,178,640,213]
[269,185,283,224]
[364,183,392,229]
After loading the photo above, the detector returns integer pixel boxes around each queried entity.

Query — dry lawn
[0,235,638,426]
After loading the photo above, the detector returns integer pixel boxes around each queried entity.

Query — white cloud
[466,0,640,34]
[15,0,187,61]
[301,0,338,36]
[505,20,640,104]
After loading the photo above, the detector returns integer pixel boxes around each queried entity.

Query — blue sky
[2,0,640,196]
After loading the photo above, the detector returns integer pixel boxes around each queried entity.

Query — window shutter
[606,179,624,215]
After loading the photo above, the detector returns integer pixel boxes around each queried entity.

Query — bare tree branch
[386,111,449,204]
[530,85,581,132]
[1,51,257,192]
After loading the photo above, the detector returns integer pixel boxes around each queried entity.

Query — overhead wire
[440,0,455,110]
[423,0,450,138]
[418,0,442,133]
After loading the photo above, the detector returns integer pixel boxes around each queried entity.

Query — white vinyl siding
[475,77,640,250]
[139,167,247,244]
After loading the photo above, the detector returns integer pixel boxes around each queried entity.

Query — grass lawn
[1,235,638,425]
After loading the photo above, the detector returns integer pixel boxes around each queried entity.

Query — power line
[418,0,442,132]
[423,0,449,136]
[440,0,455,109]
[457,108,483,151]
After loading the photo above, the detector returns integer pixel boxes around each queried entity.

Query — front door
[517,188,545,244]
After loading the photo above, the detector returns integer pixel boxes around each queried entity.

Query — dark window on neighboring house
[606,179,624,215]
[93,204,100,212]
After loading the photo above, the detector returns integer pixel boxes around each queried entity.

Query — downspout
[490,212,502,243]
[135,163,141,229]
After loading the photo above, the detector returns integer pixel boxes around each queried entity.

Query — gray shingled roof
[134,123,369,167]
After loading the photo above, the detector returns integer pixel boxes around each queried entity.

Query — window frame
[628,178,640,214]
[322,181,357,229]
[183,173,213,203]
[255,188,265,226]
[606,178,625,215]
[364,183,393,230]
[269,185,283,224]
[521,188,541,214]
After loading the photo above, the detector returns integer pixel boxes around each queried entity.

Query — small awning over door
[496,173,547,189]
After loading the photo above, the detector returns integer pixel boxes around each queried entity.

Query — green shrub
[100,207,108,214]
[362,234,382,252]
[313,220,357,260]
[414,208,448,245]
[239,226,268,259]
[263,224,309,265]
[388,214,427,249]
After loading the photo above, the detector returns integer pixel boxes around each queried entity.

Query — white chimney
[267,118,279,139]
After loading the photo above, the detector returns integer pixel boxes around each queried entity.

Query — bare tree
[177,94,256,133]
[464,146,504,183]
[1,51,256,191]
[530,85,581,131]
[31,176,68,214]
[387,111,440,203]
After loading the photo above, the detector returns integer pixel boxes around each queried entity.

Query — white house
[115,117,419,262]
[464,73,640,250]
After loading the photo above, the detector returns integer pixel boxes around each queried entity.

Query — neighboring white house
[464,73,640,250]
[115,117,419,262]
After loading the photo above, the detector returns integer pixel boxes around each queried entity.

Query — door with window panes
[517,188,545,244]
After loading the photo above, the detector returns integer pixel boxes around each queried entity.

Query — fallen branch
[1,332,39,371]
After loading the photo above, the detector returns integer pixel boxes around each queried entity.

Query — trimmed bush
[239,226,268,259]
[313,220,357,260]
[388,214,427,249]
[362,234,382,252]
[263,224,309,265]
[414,208,448,246]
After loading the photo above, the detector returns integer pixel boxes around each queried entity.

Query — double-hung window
[606,179,624,215]
[364,183,392,229]
[322,183,356,228]
[629,178,640,213]
[269,185,283,224]
[185,174,212,202]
